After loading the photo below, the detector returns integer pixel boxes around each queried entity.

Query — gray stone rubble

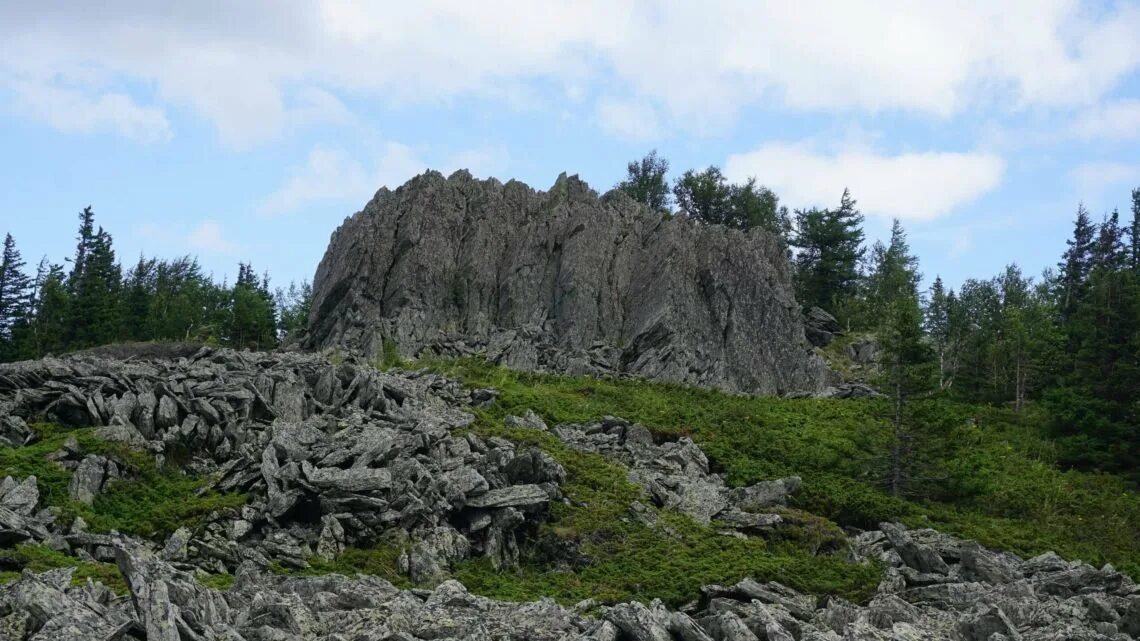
[0,347,1137,639]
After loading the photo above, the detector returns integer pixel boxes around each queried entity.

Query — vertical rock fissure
[308,171,838,395]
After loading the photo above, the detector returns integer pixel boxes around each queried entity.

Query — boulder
[880,522,951,575]
[68,455,108,506]
[803,307,840,347]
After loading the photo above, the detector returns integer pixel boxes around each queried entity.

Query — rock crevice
[306,170,837,395]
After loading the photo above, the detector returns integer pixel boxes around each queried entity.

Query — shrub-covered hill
[426,358,1140,585]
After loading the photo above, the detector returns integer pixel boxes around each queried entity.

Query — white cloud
[724,142,1005,221]
[372,143,430,193]
[6,76,171,143]
[259,146,374,216]
[1072,99,1140,141]
[3,2,1139,144]
[912,216,1019,260]
[440,146,511,179]
[259,142,516,216]
[1070,161,1140,194]
[595,98,659,142]
[187,221,239,255]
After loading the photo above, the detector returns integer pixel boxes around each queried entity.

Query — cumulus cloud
[187,221,239,255]
[259,146,379,216]
[1072,99,1140,141]
[1070,161,1140,194]
[724,142,1005,222]
[595,98,660,142]
[3,1,1139,144]
[259,141,515,216]
[6,77,171,143]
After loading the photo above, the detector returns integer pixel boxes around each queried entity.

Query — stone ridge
[306,170,838,395]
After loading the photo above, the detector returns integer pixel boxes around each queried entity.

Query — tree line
[617,151,1140,488]
[0,207,312,362]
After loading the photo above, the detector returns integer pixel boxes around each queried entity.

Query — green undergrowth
[197,572,236,591]
[0,423,245,538]
[295,416,879,606]
[455,420,879,605]
[0,543,126,593]
[816,332,866,380]
[421,358,1140,581]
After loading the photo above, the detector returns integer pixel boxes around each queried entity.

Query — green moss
[0,543,127,594]
[197,572,236,591]
[0,423,245,538]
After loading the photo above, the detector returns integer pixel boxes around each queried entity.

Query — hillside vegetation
[425,358,1140,585]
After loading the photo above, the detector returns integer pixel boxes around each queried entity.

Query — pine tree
[616,151,671,212]
[0,234,33,357]
[791,189,865,320]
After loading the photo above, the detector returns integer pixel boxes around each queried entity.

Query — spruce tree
[791,189,865,320]
[69,225,121,348]
[30,264,70,358]
[0,234,32,357]
[865,219,921,316]
[877,280,936,497]
[1130,188,1140,271]
[122,256,156,342]
[924,276,952,389]
[1058,204,1096,324]
[68,206,96,293]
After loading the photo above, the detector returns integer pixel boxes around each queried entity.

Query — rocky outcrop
[306,170,837,396]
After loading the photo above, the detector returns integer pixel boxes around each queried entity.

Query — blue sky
[3,1,1140,294]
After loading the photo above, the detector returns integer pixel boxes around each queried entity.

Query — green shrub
[0,543,126,594]
[0,423,245,538]
[424,358,1140,581]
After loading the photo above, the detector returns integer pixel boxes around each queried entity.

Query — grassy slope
[425,359,1140,582]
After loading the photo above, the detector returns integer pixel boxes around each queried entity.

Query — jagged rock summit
[307,170,838,395]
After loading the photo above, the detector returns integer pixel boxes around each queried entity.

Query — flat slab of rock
[464,485,549,508]
[302,461,392,492]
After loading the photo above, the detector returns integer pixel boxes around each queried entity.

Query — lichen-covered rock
[306,170,837,396]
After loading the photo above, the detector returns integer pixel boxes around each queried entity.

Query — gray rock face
[306,170,837,396]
